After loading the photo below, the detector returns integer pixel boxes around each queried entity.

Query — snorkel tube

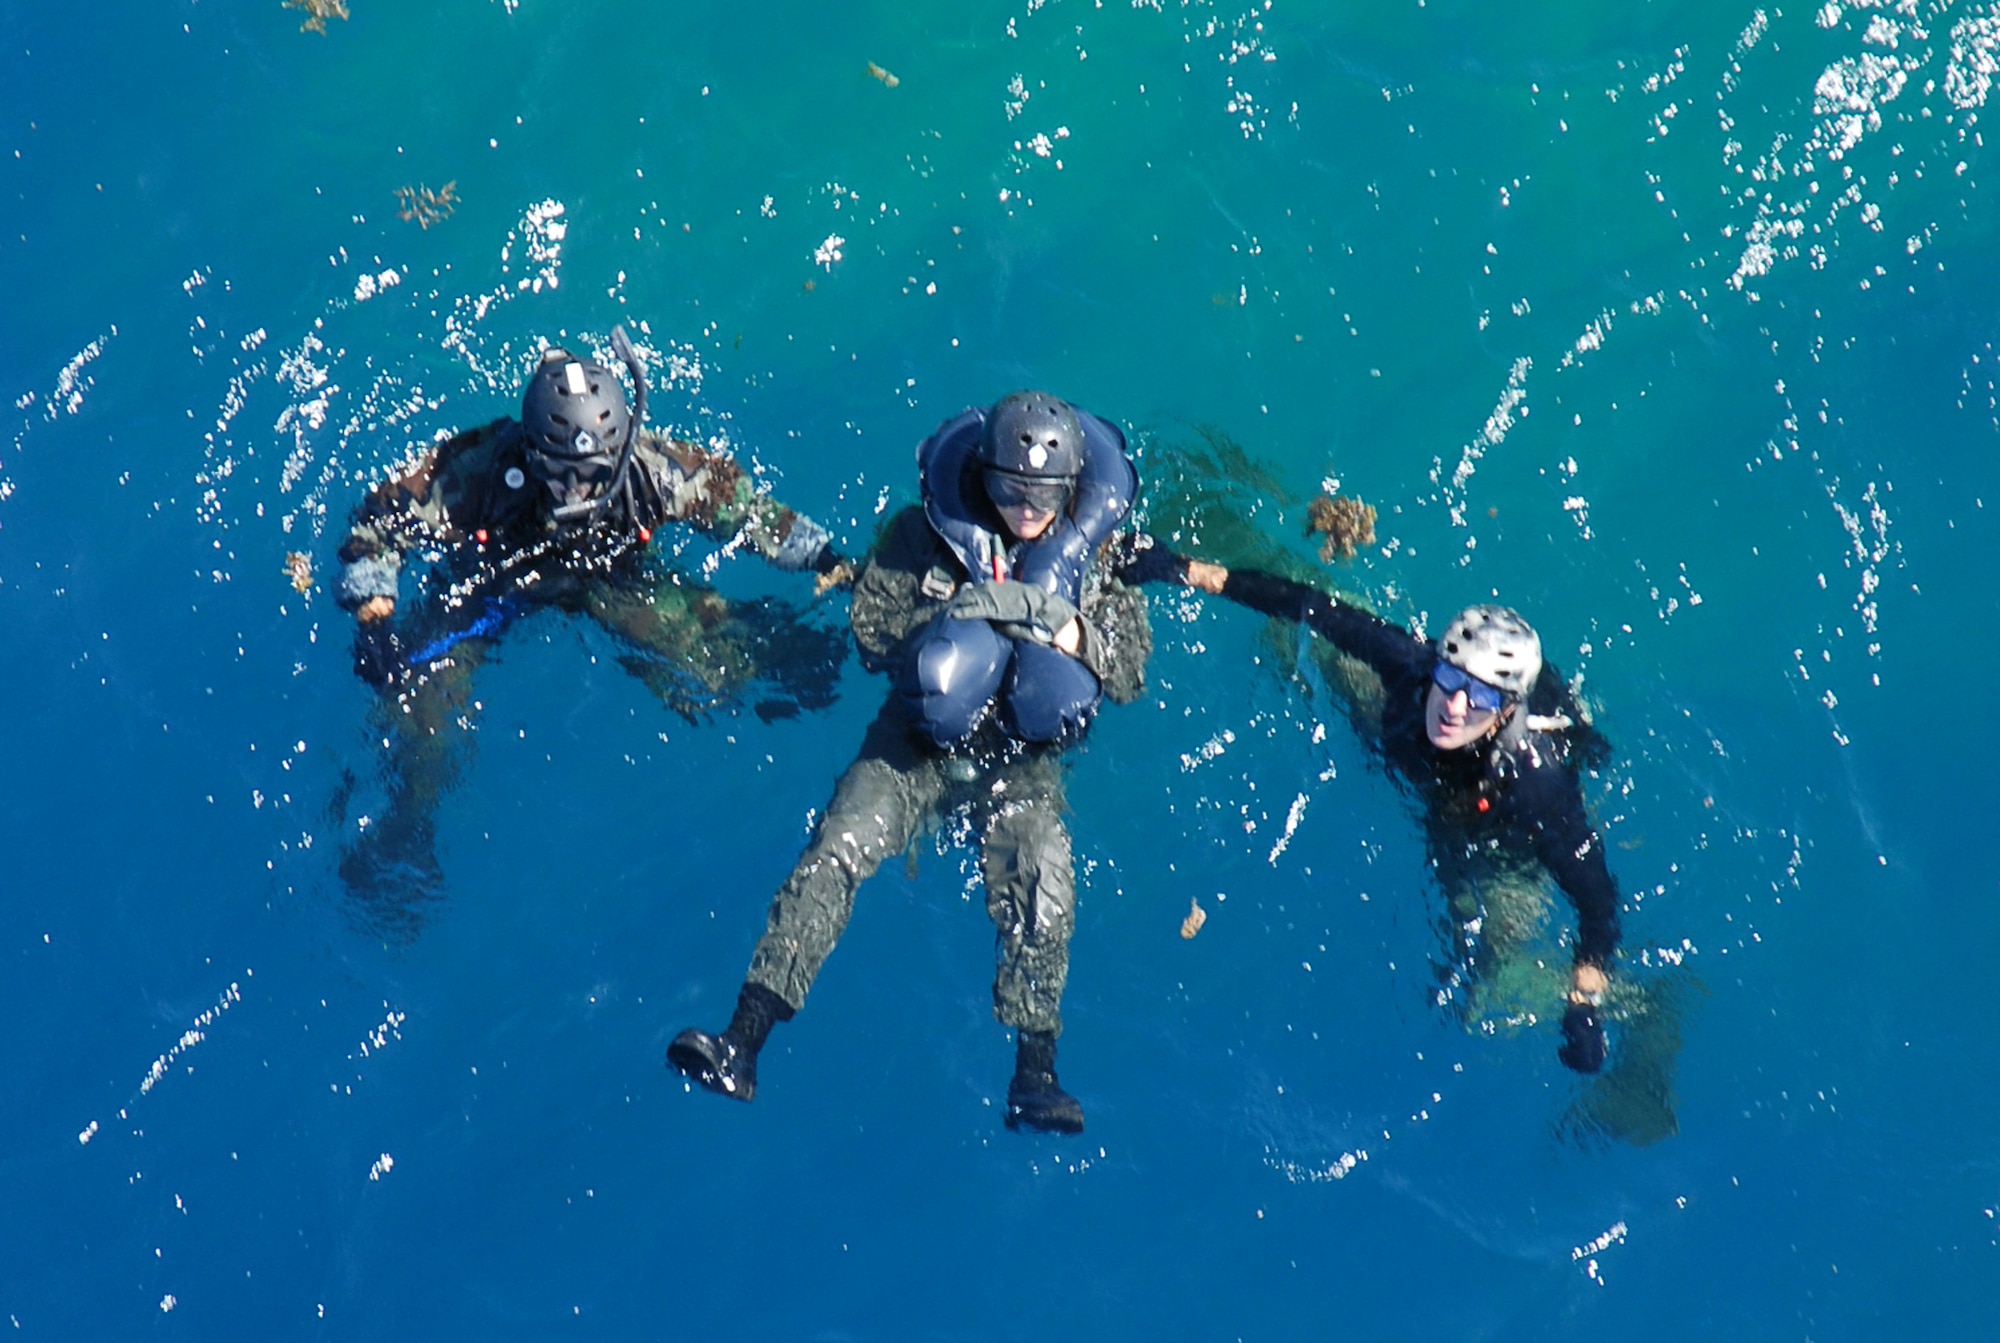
[609,324,649,427]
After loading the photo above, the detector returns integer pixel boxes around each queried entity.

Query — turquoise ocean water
[4,0,1998,1336]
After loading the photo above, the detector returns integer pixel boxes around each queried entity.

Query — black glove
[352,621,406,691]
[1104,532,1189,588]
[1558,1000,1608,1074]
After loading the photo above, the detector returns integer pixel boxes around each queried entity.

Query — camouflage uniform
[742,505,1151,1036]
[336,417,834,611]
[333,418,843,939]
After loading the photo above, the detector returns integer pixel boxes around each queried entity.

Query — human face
[1425,662,1507,750]
[983,469,1072,542]
[997,501,1056,540]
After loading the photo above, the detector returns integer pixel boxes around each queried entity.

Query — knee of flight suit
[811,758,919,878]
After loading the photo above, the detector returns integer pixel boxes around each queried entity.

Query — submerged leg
[339,639,491,942]
[981,757,1083,1133]
[745,752,931,1012]
[590,576,845,722]
[1560,973,1688,1148]
[671,705,935,1102]
[1428,837,1559,1031]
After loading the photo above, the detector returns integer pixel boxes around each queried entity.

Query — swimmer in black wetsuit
[1118,544,1619,1073]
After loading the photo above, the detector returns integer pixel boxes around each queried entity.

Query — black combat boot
[667,983,792,1102]
[1004,1029,1085,1134]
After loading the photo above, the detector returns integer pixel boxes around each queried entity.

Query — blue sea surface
[4,0,1998,1337]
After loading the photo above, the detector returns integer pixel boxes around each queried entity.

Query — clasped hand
[946,580,1084,655]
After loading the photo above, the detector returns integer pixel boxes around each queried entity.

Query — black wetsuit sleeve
[1100,532,1188,588]
[1218,567,1429,682]
[1510,754,1622,967]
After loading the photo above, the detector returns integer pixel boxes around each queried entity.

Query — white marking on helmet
[1028,445,1048,469]
[564,362,588,395]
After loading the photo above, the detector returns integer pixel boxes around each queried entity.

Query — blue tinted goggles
[1431,661,1507,713]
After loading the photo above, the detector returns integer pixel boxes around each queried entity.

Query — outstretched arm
[1110,536,1424,683]
[640,435,843,577]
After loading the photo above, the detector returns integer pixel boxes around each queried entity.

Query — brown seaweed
[1305,492,1377,563]
[394,181,458,230]
[1180,897,1207,940]
[283,0,349,35]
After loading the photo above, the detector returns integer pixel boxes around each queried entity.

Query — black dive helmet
[520,327,650,525]
[978,391,1083,516]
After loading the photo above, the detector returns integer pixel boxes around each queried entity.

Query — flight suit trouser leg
[981,759,1076,1038]
[746,710,941,1014]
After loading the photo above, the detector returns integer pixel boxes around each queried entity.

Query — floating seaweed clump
[284,0,350,35]
[1180,897,1207,940]
[1305,492,1377,563]
[394,181,458,230]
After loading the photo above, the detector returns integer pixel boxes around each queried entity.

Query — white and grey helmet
[1437,604,1542,701]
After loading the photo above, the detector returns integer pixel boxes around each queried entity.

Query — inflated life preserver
[901,404,1137,747]
[918,406,1136,600]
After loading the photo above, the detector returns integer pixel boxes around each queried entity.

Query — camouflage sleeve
[333,421,505,610]
[637,433,833,572]
[849,507,956,674]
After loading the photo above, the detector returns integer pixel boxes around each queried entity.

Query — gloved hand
[946,581,1082,647]
[813,549,857,596]
[1103,532,1189,588]
[1558,999,1608,1074]
[944,580,1110,677]
[353,620,407,691]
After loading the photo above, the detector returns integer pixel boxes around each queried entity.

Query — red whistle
[474,529,489,545]
[638,526,653,544]
[1476,797,1491,813]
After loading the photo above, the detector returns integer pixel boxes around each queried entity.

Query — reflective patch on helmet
[564,362,588,395]
[1028,444,1048,469]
